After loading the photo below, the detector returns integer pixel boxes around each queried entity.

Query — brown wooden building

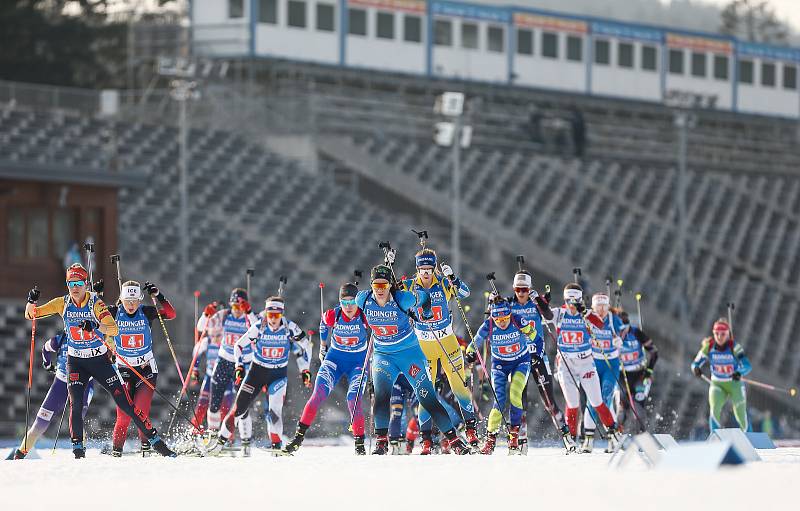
[0,162,144,300]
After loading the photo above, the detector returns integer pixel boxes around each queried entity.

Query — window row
[433,19,505,52]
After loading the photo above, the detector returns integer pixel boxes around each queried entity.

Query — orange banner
[349,0,426,13]
[514,13,587,34]
[667,33,732,54]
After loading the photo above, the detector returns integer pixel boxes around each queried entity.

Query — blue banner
[737,41,800,62]
[431,1,510,23]
[591,20,662,43]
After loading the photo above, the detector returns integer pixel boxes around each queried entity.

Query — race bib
[561,331,584,345]
[68,325,95,343]
[371,325,399,336]
[224,333,239,346]
[416,306,444,322]
[593,338,611,349]
[621,351,639,363]
[713,364,734,375]
[120,333,145,349]
[498,343,521,355]
[261,347,286,359]
[334,335,360,347]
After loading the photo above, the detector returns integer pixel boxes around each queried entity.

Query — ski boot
[141,441,152,457]
[405,438,415,455]
[480,433,497,455]
[372,435,389,455]
[420,433,433,455]
[355,436,366,456]
[205,433,226,456]
[389,437,402,455]
[151,436,177,457]
[580,432,594,454]
[439,437,451,454]
[447,437,470,455]
[72,440,86,459]
[561,426,577,454]
[605,426,622,453]
[111,448,123,458]
[507,425,521,455]
[283,423,308,455]
[464,419,480,450]
[7,449,26,460]
[271,441,282,452]
[519,439,529,455]
[241,439,252,457]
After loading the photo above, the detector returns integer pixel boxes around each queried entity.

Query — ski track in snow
[2,447,798,510]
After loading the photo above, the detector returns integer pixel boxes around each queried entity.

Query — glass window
[288,0,306,28]
[784,64,797,90]
[316,3,334,31]
[738,59,754,84]
[669,49,684,74]
[762,62,776,87]
[228,0,244,18]
[691,52,707,77]
[348,8,366,36]
[517,29,533,55]
[376,11,394,39]
[27,210,48,258]
[52,209,76,259]
[594,39,610,65]
[404,15,421,43]
[462,22,478,49]
[618,42,634,68]
[713,54,729,80]
[7,209,24,259]
[434,19,452,46]
[488,26,504,53]
[259,0,277,24]
[566,35,582,61]
[542,32,558,58]
[641,45,657,71]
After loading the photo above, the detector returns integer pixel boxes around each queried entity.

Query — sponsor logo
[582,370,595,379]
[408,364,421,377]
[106,376,118,384]
[364,309,398,319]
[69,372,80,381]
[117,319,148,329]
[241,383,255,393]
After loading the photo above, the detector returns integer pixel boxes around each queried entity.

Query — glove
[301,370,312,388]
[234,365,245,387]
[385,248,396,265]
[203,302,218,317]
[143,281,159,296]
[612,336,623,349]
[92,279,104,294]
[692,366,702,378]
[732,371,741,381]
[644,368,654,381]
[106,350,116,365]
[42,347,55,373]
[237,298,252,314]
[318,343,328,363]
[27,286,40,304]
[420,307,434,321]
[190,368,201,384]
[78,319,98,332]
[575,301,586,314]
[464,349,477,365]
[440,264,454,279]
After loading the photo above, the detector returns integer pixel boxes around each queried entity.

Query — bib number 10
[261,347,286,359]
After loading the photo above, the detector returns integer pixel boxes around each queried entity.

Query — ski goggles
[371,281,391,290]
[340,298,357,307]
[265,311,283,319]
[67,280,86,288]
[514,287,530,294]
[417,267,434,276]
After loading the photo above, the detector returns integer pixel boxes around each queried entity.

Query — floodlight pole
[674,109,695,363]
[452,114,462,274]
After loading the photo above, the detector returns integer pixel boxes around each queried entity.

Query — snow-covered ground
[3,446,798,510]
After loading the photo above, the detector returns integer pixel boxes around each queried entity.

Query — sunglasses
[67,281,86,288]
[493,315,511,322]
[371,282,391,290]
[266,311,283,319]
[417,268,434,276]
[340,298,357,306]
[514,287,530,293]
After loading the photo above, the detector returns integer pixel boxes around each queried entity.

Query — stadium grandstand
[1,0,799,448]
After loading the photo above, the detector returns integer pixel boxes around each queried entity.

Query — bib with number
[62,293,106,357]
[115,306,154,365]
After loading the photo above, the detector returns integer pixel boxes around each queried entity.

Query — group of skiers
[8,239,754,459]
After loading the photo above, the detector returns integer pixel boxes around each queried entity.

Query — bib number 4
[120,333,145,349]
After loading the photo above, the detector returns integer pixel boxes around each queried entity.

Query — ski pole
[51,396,68,454]
[636,293,644,330]
[109,340,202,433]
[530,364,570,452]
[151,293,185,387]
[246,268,254,300]
[110,254,122,296]
[614,279,623,309]
[168,320,209,436]
[349,335,374,428]
[740,377,798,397]
[23,301,37,457]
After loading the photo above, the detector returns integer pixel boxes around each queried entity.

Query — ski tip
[319,282,325,288]
[791,388,797,397]
[194,290,201,297]
[635,293,642,301]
